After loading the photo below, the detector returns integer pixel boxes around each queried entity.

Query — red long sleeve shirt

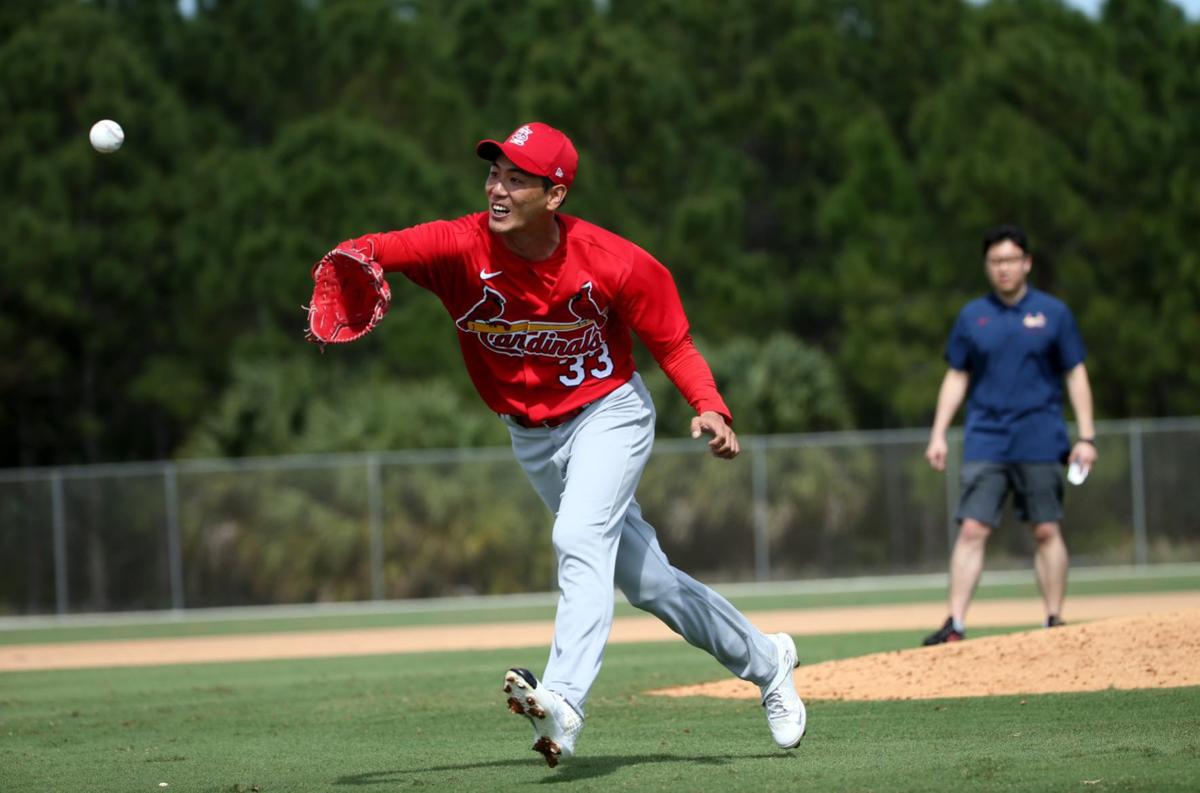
[345,212,731,425]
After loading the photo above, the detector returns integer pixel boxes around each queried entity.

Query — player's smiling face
[484,155,562,235]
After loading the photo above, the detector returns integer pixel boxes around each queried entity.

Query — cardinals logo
[456,282,610,359]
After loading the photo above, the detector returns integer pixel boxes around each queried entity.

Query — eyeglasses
[985,254,1028,267]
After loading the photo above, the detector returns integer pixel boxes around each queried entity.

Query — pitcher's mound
[651,609,1200,702]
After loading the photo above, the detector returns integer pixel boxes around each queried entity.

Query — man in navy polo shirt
[922,224,1098,645]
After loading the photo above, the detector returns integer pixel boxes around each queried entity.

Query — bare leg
[1032,521,1068,620]
[948,518,992,625]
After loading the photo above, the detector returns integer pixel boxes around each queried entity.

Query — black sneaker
[922,617,964,646]
[1046,614,1066,628]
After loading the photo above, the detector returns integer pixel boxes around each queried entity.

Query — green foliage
[2,0,1198,468]
[181,357,507,458]
[641,332,850,436]
[0,2,199,461]
[711,333,852,434]
[378,459,554,597]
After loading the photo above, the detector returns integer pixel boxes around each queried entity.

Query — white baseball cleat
[760,633,806,749]
[502,668,583,768]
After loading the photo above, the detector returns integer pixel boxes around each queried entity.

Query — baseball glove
[305,243,391,344]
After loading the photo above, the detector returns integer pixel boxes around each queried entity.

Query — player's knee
[1032,521,1062,543]
[618,574,679,613]
[550,521,590,558]
[958,519,992,543]
[625,590,680,619]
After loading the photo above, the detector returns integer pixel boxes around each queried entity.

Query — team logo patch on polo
[1023,312,1047,328]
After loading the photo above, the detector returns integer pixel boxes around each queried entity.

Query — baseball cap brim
[475,139,547,180]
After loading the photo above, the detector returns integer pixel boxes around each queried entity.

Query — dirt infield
[5,591,1200,701]
[653,609,1200,702]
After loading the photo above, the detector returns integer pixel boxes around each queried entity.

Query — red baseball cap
[476,122,578,188]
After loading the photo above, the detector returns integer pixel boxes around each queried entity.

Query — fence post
[944,436,959,552]
[367,455,385,600]
[751,439,770,582]
[163,462,185,611]
[1129,422,1148,566]
[883,444,905,564]
[50,470,68,616]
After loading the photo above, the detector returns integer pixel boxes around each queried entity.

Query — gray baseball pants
[503,373,779,716]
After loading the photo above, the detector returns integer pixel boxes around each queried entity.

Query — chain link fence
[2,418,1197,616]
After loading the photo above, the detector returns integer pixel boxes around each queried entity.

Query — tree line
[2,0,1197,468]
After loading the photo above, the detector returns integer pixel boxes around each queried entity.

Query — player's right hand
[925,436,948,471]
[692,411,739,459]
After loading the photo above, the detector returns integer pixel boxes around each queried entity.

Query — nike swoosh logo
[480,269,503,280]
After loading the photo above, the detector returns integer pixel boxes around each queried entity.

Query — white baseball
[89,119,124,153]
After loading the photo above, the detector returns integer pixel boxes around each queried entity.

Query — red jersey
[345,213,731,425]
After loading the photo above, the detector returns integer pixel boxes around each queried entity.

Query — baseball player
[315,123,805,767]
[923,224,1098,645]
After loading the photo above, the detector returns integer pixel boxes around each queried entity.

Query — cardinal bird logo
[456,282,610,358]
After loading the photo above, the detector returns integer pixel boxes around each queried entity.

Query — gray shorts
[956,461,1064,528]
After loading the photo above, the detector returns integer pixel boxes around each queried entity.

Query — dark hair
[981,224,1029,257]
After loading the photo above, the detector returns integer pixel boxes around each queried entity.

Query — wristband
[1077,437,1096,446]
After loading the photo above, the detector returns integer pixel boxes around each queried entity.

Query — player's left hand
[692,411,739,459]
[306,243,391,344]
[1069,440,1098,468]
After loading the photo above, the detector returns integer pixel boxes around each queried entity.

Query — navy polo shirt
[946,287,1086,463]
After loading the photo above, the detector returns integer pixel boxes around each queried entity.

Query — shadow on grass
[335,752,794,785]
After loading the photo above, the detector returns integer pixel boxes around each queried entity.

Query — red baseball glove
[305,242,391,344]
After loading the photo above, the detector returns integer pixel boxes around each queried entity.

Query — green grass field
[2,569,1199,792]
